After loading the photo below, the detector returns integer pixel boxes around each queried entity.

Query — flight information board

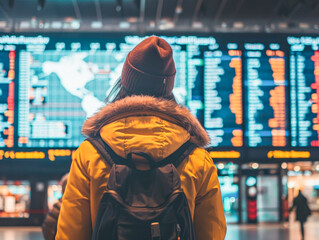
[204,43,243,147]
[289,36,319,147]
[18,49,130,148]
[186,44,204,121]
[2,34,319,162]
[15,36,203,148]
[0,48,15,148]
[244,43,288,147]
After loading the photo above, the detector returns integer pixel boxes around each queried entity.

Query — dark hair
[104,77,177,103]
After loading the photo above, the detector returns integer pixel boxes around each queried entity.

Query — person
[289,190,312,240]
[56,36,226,240]
[42,173,69,240]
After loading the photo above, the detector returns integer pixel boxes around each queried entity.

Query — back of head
[121,36,176,97]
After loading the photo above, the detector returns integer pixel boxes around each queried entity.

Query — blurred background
[0,0,319,239]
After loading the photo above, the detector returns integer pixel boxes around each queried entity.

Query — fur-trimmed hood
[82,95,210,147]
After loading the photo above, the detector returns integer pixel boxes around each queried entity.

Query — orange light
[209,151,240,158]
[229,56,243,130]
[267,150,310,159]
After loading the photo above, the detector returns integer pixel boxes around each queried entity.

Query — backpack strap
[157,140,197,168]
[86,137,115,167]
[86,136,197,168]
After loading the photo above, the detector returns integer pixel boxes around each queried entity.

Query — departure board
[3,34,319,162]
[186,44,204,121]
[16,36,201,148]
[244,43,288,147]
[0,48,16,148]
[204,43,243,147]
[18,49,129,148]
[289,36,319,147]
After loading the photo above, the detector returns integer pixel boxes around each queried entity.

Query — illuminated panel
[244,43,288,147]
[0,48,15,148]
[204,43,243,147]
[17,36,191,148]
[288,36,319,147]
[267,150,310,159]
[186,44,204,120]
[0,181,30,218]
[0,149,75,161]
[209,151,241,159]
[171,44,187,105]
[18,46,131,147]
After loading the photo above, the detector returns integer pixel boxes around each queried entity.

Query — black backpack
[87,137,197,240]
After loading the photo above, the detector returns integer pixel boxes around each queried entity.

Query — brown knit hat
[121,36,176,97]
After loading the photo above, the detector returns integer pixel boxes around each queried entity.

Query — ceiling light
[233,22,244,28]
[91,21,103,28]
[175,5,183,14]
[278,22,288,29]
[192,21,203,29]
[299,23,309,29]
[217,163,225,170]
[119,21,130,29]
[251,163,259,169]
[20,21,30,29]
[127,17,138,23]
[51,21,62,29]
[281,162,288,169]
[0,21,6,28]
[71,20,80,29]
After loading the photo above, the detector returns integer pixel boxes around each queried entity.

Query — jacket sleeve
[56,145,92,240]
[193,151,226,240]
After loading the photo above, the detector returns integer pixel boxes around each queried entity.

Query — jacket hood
[82,95,210,147]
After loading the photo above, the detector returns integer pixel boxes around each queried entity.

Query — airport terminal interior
[0,0,319,239]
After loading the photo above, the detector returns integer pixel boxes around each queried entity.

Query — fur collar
[82,95,210,147]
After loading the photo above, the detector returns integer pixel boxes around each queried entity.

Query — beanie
[121,36,176,97]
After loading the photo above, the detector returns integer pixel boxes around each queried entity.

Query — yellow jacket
[56,96,226,240]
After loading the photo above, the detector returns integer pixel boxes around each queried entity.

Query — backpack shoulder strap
[87,136,197,168]
[158,140,198,168]
[86,137,115,167]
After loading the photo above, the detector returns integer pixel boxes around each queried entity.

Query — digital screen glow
[1,34,319,162]
[16,36,202,148]
[289,36,319,147]
[244,43,288,147]
[204,43,243,147]
[0,48,16,148]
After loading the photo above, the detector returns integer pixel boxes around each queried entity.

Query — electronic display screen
[1,34,319,162]
[244,42,288,147]
[18,49,129,148]
[0,48,15,148]
[204,43,243,147]
[15,36,202,148]
[289,36,319,147]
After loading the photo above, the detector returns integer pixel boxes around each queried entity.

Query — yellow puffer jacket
[56,96,226,240]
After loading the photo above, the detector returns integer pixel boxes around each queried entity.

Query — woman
[289,190,312,240]
[56,36,226,240]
